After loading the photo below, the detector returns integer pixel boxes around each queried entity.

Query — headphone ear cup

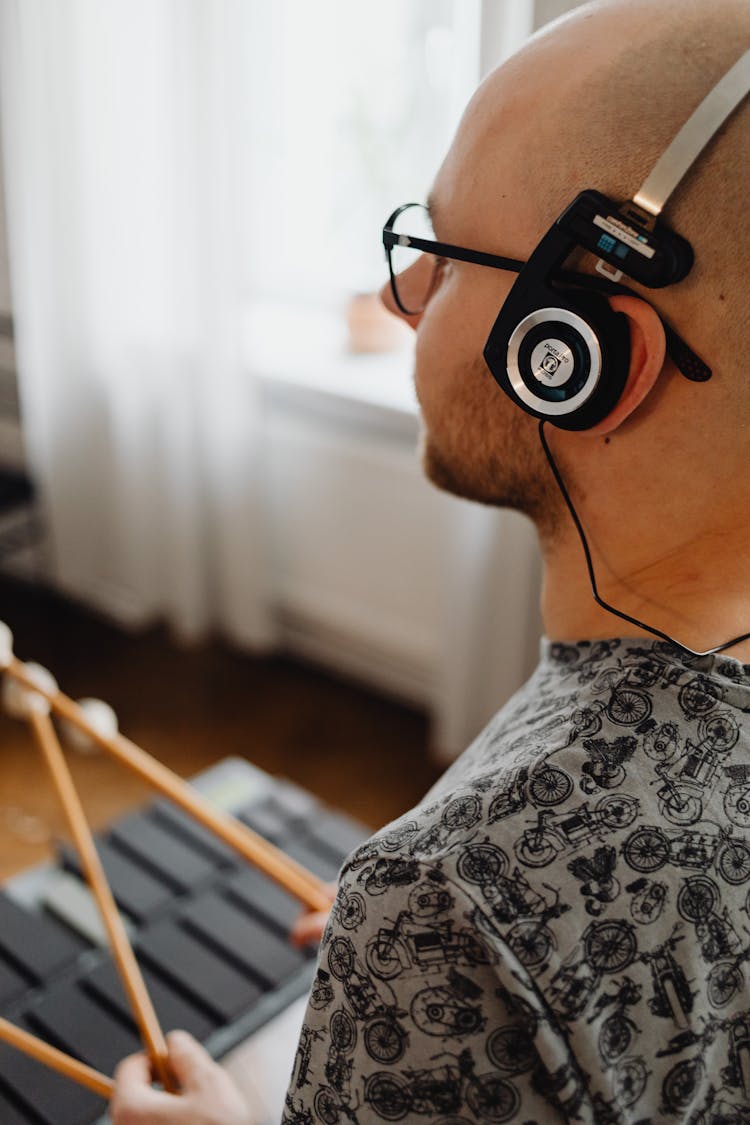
[484,217,637,430]
[484,269,632,430]
[554,289,630,431]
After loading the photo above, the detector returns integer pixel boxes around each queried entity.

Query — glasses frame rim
[383,202,525,316]
[382,201,711,383]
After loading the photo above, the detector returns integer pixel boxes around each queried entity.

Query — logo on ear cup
[506,307,602,416]
[530,339,574,386]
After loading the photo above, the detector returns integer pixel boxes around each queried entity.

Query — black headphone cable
[538,419,750,658]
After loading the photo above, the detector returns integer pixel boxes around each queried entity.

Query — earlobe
[587,295,667,435]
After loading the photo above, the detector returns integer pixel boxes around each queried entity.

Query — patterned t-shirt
[283,638,750,1124]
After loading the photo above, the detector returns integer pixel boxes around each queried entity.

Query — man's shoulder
[340,634,750,964]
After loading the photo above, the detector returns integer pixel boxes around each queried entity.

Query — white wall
[0,134,11,318]
[534,0,590,31]
[0,131,23,472]
[258,371,543,759]
[480,0,534,77]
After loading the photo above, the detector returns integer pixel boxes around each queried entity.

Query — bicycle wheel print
[707,961,743,1008]
[314,1087,341,1125]
[717,840,750,884]
[607,688,652,726]
[330,1008,357,1053]
[584,920,637,974]
[457,843,509,885]
[465,1075,520,1123]
[662,1057,705,1113]
[528,766,574,807]
[364,1073,410,1121]
[328,937,355,980]
[677,876,719,923]
[443,794,482,831]
[364,1018,406,1065]
[486,1026,538,1074]
[599,1013,633,1064]
[614,1057,648,1108]
[623,827,669,872]
[507,920,553,970]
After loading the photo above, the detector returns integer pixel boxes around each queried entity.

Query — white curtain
[0,0,275,646]
[0,0,545,757]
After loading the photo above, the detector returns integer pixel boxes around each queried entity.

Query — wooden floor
[0,580,441,882]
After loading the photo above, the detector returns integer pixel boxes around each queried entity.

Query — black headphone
[482,45,750,432]
[482,190,694,431]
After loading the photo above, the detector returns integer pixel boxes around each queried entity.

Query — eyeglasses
[382,201,711,383]
[383,202,526,316]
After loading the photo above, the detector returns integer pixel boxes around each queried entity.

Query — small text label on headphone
[593,214,655,259]
[531,339,574,386]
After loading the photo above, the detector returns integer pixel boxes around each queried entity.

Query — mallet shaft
[0,1017,115,1099]
[27,708,175,1093]
[8,657,332,913]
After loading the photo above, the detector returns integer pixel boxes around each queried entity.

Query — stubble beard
[417,357,565,543]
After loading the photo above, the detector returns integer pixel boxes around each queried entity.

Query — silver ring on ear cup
[507,307,602,416]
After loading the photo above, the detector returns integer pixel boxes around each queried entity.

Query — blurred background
[0,0,585,878]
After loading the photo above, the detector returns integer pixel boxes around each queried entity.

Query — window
[240,0,485,310]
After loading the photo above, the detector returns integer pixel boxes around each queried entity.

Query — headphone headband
[634,48,750,218]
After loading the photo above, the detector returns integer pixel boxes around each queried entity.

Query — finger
[111,1088,183,1125]
[290,909,331,947]
[290,882,337,947]
[166,1030,217,1091]
[111,1051,177,1123]
[113,1050,155,1094]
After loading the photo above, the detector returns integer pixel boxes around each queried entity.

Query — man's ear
[587,294,667,435]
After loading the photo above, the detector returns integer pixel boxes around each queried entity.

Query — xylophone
[0,624,369,1124]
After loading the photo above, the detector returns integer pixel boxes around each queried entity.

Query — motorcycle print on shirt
[284,639,750,1123]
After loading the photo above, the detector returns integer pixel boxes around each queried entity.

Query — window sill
[244,302,418,427]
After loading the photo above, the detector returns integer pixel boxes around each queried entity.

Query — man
[112,0,750,1119]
